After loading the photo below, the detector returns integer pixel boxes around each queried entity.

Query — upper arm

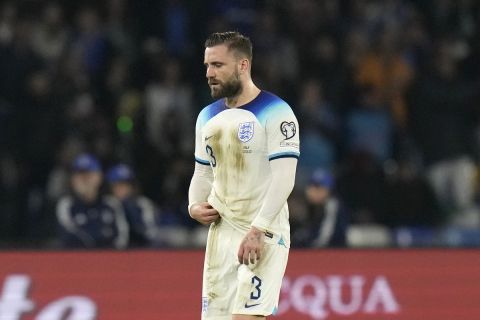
[194,110,210,165]
[266,102,300,161]
[270,157,297,189]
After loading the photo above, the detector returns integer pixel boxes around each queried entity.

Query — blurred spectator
[106,163,159,247]
[407,38,479,223]
[31,2,69,66]
[208,0,257,35]
[105,0,136,61]
[73,6,110,78]
[344,86,394,165]
[308,34,342,101]
[354,26,414,128]
[0,2,16,45]
[140,54,194,210]
[143,56,193,157]
[56,154,129,249]
[251,9,299,95]
[296,78,339,185]
[105,54,142,162]
[292,169,349,248]
[383,159,443,227]
[337,151,387,224]
[46,137,86,204]
[163,0,191,57]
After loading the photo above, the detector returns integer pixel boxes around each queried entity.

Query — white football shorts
[201,218,289,319]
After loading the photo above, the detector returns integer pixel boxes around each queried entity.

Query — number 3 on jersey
[205,145,216,167]
[250,276,262,299]
[244,276,262,309]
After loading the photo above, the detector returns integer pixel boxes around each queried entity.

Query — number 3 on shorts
[250,276,262,299]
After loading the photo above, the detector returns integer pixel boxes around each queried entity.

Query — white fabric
[188,162,214,214]
[202,220,288,319]
[251,158,297,232]
[192,91,300,246]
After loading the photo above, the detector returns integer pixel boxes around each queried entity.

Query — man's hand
[238,227,265,265]
[189,202,220,225]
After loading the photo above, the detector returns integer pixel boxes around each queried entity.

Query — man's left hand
[238,227,265,265]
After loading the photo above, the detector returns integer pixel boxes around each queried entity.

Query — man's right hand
[189,202,220,225]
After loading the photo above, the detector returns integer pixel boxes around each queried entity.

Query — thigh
[232,241,289,317]
[202,221,289,319]
[202,221,243,319]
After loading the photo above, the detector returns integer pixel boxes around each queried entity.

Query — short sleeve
[194,110,210,165]
[266,102,300,161]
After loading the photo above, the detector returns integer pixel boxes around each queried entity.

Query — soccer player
[188,31,300,320]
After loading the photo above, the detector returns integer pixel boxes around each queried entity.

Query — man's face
[71,171,102,197]
[204,44,242,99]
[306,185,330,205]
[111,181,133,201]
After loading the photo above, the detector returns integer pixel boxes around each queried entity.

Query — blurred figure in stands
[296,78,340,186]
[56,153,129,249]
[106,163,159,247]
[383,159,442,228]
[408,38,479,225]
[292,168,349,248]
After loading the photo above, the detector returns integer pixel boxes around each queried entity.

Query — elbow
[286,178,295,195]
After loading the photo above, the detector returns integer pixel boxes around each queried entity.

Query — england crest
[238,122,254,142]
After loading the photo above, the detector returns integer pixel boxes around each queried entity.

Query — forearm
[251,158,297,231]
[188,162,213,213]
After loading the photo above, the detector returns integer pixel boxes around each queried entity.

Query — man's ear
[239,58,249,74]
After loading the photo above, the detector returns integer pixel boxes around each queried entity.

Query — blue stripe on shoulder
[243,91,291,126]
[198,100,226,126]
[269,152,300,161]
[195,157,210,165]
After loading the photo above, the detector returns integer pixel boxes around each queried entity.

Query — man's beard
[209,70,242,99]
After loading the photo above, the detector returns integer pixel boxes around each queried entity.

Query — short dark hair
[205,31,252,60]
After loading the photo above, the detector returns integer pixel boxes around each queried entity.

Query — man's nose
[206,66,215,78]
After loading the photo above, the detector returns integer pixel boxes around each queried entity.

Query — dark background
[1,0,480,248]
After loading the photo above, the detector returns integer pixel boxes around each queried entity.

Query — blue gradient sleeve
[265,101,300,161]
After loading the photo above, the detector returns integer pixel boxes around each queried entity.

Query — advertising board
[0,250,479,319]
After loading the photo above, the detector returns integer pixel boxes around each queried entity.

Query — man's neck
[225,81,260,108]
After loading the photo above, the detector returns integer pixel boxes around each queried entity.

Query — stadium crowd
[1,0,480,248]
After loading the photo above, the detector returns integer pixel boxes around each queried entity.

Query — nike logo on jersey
[204,135,214,141]
[244,303,261,308]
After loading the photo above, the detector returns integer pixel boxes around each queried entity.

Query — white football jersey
[194,91,300,244]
